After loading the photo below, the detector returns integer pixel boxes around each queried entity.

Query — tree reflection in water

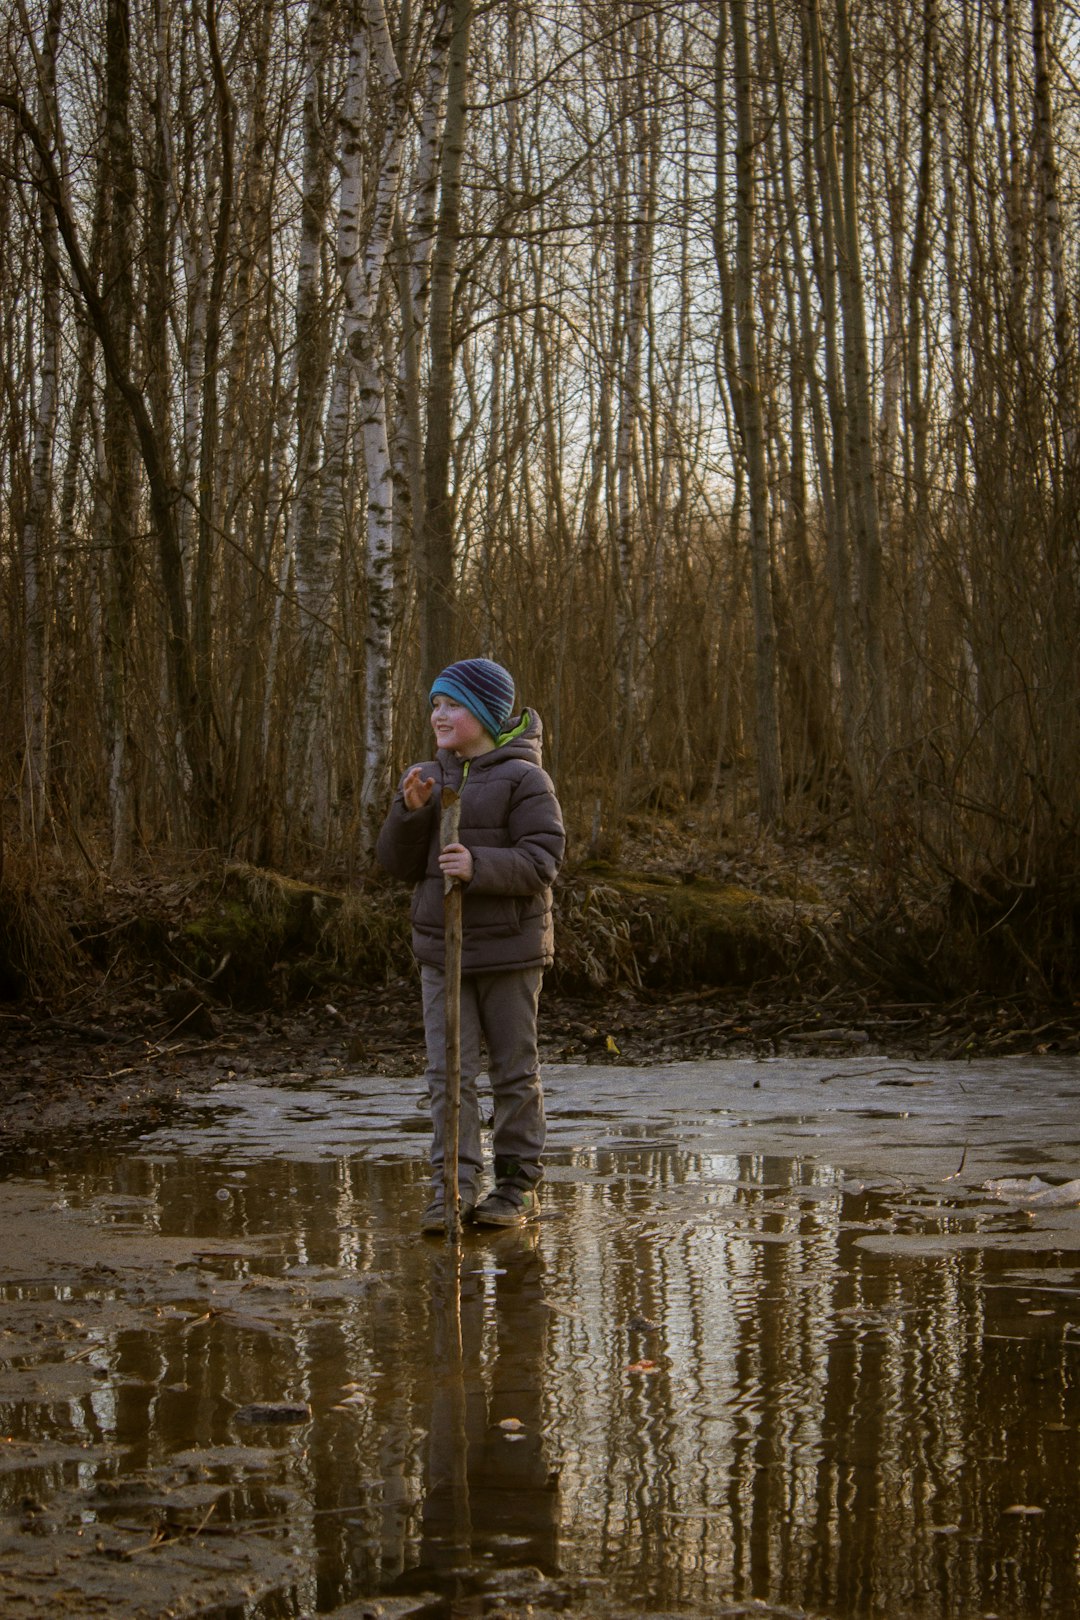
[0,1137,1077,1618]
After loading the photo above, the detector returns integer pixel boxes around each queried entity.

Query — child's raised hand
[402,765,435,811]
[438,842,474,883]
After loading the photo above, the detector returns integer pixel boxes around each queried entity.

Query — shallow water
[1,1057,1079,1617]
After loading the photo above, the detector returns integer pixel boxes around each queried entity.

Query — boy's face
[430,694,494,758]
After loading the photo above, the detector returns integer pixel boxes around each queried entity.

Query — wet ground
[1,1053,1079,1618]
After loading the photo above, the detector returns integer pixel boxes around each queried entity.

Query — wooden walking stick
[440,786,463,1244]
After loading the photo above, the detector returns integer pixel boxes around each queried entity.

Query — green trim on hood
[497,708,530,746]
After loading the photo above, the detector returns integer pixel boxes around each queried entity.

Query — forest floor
[2,817,1079,1147]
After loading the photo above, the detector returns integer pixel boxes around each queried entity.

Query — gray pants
[421,964,545,1200]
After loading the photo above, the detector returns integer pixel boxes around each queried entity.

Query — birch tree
[344,0,411,846]
[288,6,359,845]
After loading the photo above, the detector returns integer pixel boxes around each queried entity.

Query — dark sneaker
[420,1197,474,1235]
[473,1182,540,1228]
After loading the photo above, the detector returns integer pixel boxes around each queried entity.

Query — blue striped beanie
[430,658,516,740]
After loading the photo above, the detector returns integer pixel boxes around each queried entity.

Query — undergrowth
[1,813,1077,1014]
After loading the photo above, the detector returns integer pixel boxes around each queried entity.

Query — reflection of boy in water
[421,1233,559,1579]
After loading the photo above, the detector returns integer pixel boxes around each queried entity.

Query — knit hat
[430,658,516,740]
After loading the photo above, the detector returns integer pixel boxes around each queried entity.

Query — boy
[376,658,565,1233]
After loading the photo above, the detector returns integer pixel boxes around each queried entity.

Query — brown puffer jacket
[375,709,565,974]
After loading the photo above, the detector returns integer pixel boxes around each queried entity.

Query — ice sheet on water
[983,1174,1080,1207]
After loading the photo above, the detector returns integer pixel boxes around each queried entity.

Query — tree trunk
[187,0,233,836]
[289,8,368,847]
[420,0,472,685]
[904,0,935,735]
[1031,0,1072,434]
[612,11,657,798]
[101,0,138,869]
[355,0,411,849]
[722,0,783,825]
[394,0,453,696]
[803,0,868,806]
[833,0,888,764]
[19,0,62,843]
[264,0,334,848]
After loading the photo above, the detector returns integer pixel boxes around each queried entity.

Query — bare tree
[717,0,783,826]
[16,0,61,842]
[419,0,471,685]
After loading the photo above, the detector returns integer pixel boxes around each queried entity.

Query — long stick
[440,786,463,1244]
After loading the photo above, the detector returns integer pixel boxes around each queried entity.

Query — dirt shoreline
[4,975,1079,1149]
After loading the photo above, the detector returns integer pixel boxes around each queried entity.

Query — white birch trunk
[358,343,398,845]
[295,0,409,850]
[350,0,409,848]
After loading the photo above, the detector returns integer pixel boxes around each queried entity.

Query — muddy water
[1,1057,1079,1618]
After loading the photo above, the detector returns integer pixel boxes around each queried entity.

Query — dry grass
[0,846,83,998]
[1,804,1077,1016]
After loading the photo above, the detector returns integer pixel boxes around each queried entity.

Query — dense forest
[1,0,1078,994]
